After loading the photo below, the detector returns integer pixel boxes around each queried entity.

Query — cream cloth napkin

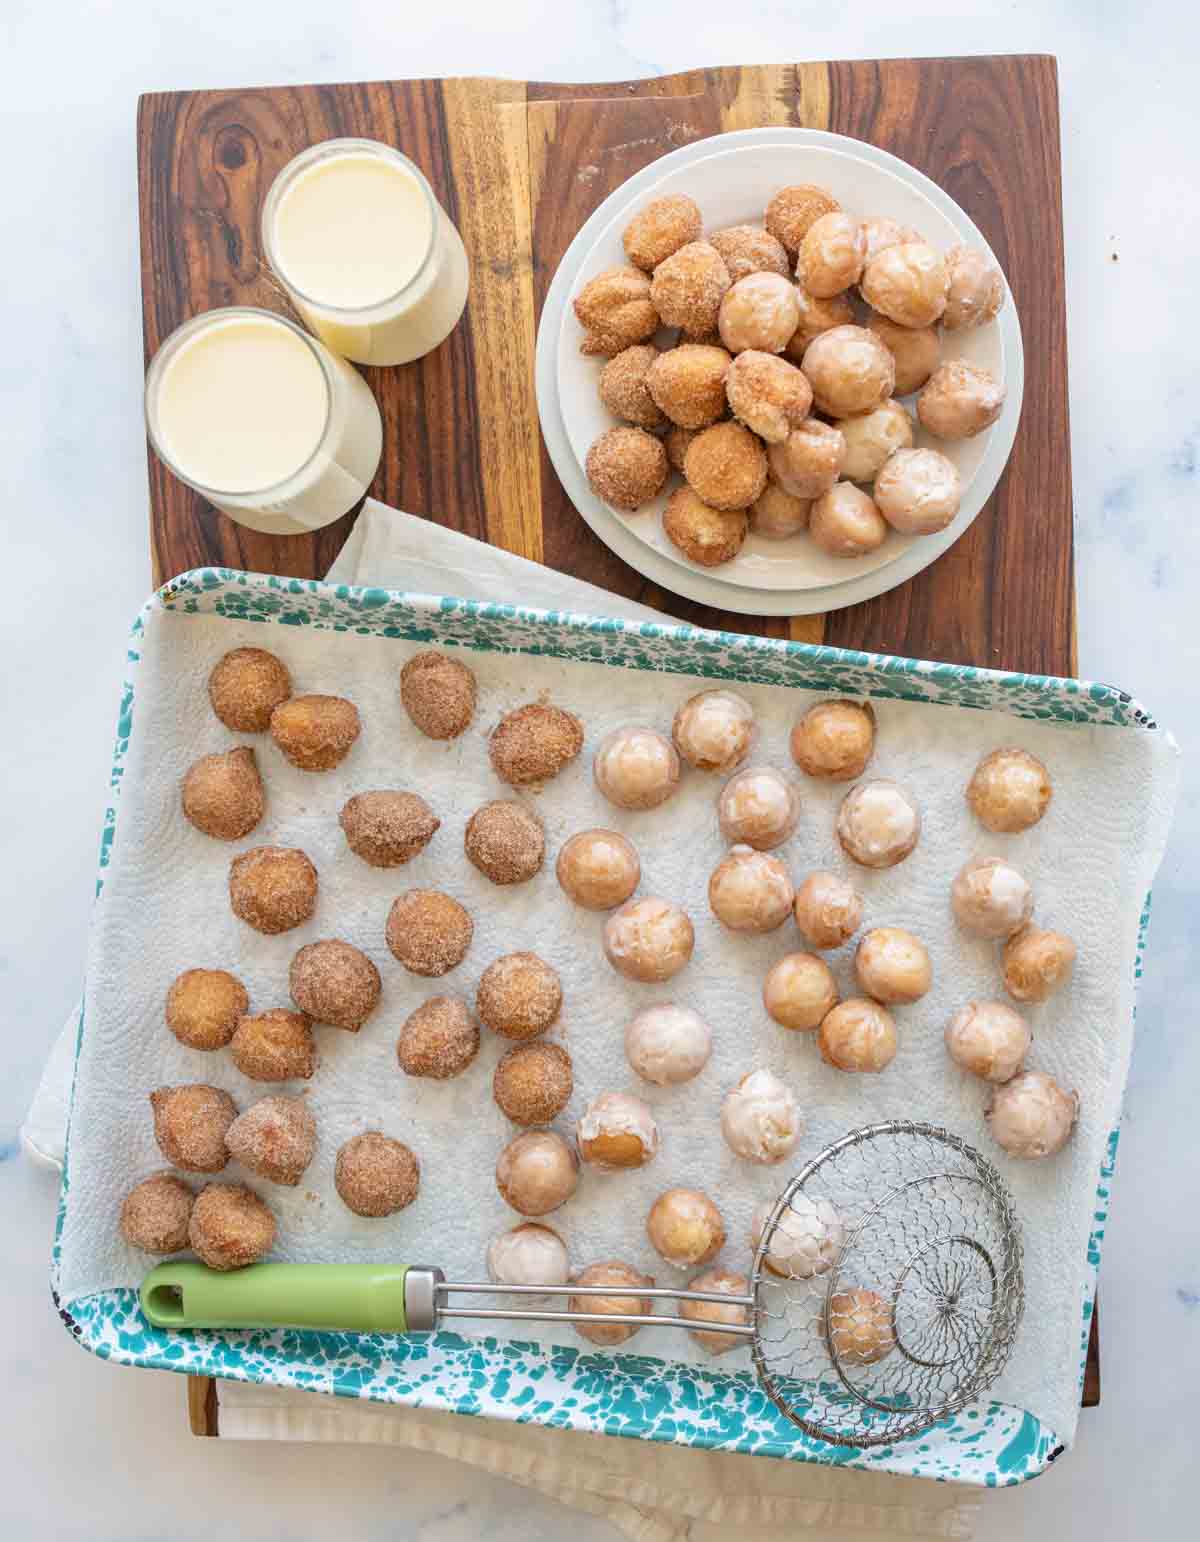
[28,499,983,1540]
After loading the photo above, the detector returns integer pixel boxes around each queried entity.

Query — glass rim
[261,138,440,317]
[144,306,334,500]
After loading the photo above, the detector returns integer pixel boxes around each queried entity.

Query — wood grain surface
[135,58,1094,1430]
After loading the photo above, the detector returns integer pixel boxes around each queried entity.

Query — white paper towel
[56,508,1178,1451]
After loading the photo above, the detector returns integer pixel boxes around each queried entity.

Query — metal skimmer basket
[750,1119,1025,1447]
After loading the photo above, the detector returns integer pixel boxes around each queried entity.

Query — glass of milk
[261,139,470,367]
[145,307,383,534]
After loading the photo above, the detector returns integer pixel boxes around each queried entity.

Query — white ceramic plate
[536,128,1024,616]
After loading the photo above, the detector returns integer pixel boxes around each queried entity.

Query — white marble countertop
[2,1,1196,1537]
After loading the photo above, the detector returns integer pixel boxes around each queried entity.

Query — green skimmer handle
[139,1261,432,1333]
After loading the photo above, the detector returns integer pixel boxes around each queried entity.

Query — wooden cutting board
[135,57,1096,1433]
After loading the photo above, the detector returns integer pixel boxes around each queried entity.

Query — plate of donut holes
[541,129,1023,614]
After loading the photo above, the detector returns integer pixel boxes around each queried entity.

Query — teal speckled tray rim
[53,567,1157,1487]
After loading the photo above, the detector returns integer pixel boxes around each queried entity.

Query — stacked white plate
[535,128,1024,617]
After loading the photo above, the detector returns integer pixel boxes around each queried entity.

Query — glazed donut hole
[680,1268,750,1355]
[556,828,641,910]
[400,649,477,740]
[765,184,841,256]
[684,421,769,511]
[208,647,291,733]
[386,889,473,977]
[646,1187,726,1268]
[750,481,811,539]
[809,485,888,559]
[854,927,932,1005]
[967,748,1052,833]
[165,968,248,1051]
[864,315,940,396]
[622,194,703,271]
[339,789,439,867]
[603,897,695,982]
[717,765,801,850]
[664,423,701,472]
[874,448,961,536]
[751,1193,844,1279]
[477,952,562,1040]
[397,995,480,1079]
[795,211,865,298]
[718,272,800,354]
[487,1222,570,1289]
[917,360,1006,440]
[599,344,667,430]
[490,702,583,787]
[801,325,895,417]
[120,1173,195,1255]
[150,1083,236,1173]
[577,1091,660,1170]
[464,799,545,885]
[950,856,1034,940]
[270,693,361,771]
[986,1070,1078,1159]
[289,939,381,1032]
[836,780,921,868]
[624,1003,712,1086]
[593,726,681,810]
[647,344,732,430]
[650,241,731,336]
[708,224,790,283]
[725,350,812,443]
[573,265,659,357]
[721,1069,802,1164]
[817,999,898,1073]
[708,845,795,933]
[230,1009,317,1083]
[182,747,264,841]
[585,426,668,511]
[663,488,749,568]
[785,288,855,361]
[189,1182,276,1271]
[225,1095,317,1187]
[945,1000,1031,1083]
[942,243,1005,331]
[763,952,839,1031]
[569,1260,656,1346]
[496,1129,579,1215]
[493,1041,574,1126]
[835,400,914,484]
[672,689,756,773]
[860,215,920,269]
[767,420,846,499]
[1002,925,1076,1004]
[860,242,949,328]
[828,1288,896,1365]
[790,699,876,781]
[335,1132,420,1217]
[793,871,863,950]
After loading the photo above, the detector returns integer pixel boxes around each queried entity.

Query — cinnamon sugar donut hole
[493,1042,574,1126]
[662,489,749,567]
[622,194,703,271]
[650,241,731,336]
[182,747,264,841]
[725,350,813,443]
[490,703,583,787]
[647,344,732,430]
[397,995,480,1079]
[585,426,669,511]
[709,224,790,283]
[120,1173,195,1255]
[765,185,841,256]
[599,344,667,430]
[189,1183,276,1270]
[229,846,318,935]
[208,647,291,733]
[289,939,381,1031]
[464,800,545,884]
[270,694,360,771]
[386,889,473,976]
[574,266,659,357]
[684,421,769,511]
[477,952,562,1040]
[335,1133,420,1217]
[400,649,477,740]
[166,968,248,1052]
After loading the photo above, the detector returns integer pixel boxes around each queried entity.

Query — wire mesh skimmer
[141,1120,1024,1448]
